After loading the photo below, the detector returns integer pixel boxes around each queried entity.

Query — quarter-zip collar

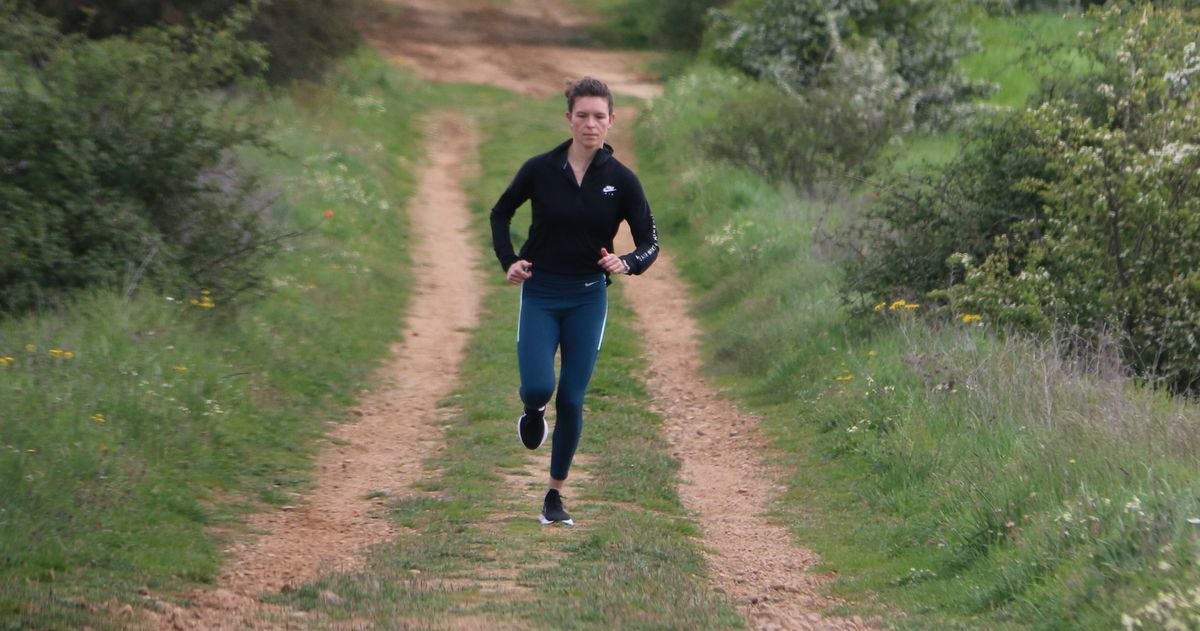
[554,139,614,185]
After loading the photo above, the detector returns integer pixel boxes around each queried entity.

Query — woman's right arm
[490,159,536,272]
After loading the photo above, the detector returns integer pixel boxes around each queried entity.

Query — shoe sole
[539,515,575,526]
[517,415,548,450]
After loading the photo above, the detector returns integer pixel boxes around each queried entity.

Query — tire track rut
[161,112,484,630]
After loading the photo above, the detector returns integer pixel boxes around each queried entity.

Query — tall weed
[0,51,425,628]
[638,56,1200,628]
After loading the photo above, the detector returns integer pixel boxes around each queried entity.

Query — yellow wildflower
[873,302,886,312]
[904,303,919,310]
[25,344,36,353]
[961,313,982,324]
[190,295,216,309]
[868,350,878,357]
[63,351,74,359]
[835,374,855,382]
[91,413,106,424]
[49,348,64,358]
[0,356,14,367]
[888,299,908,311]
[174,365,189,373]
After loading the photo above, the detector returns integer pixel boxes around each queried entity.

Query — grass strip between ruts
[269,93,743,630]
[0,52,425,630]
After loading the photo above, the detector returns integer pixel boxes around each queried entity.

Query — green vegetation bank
[605,0,1200,627]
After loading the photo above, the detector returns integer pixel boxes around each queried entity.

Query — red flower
[324,209,335,218]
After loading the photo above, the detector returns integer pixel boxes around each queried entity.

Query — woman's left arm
[620,173,660,275]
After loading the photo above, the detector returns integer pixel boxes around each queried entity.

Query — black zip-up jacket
[490,139,659,278]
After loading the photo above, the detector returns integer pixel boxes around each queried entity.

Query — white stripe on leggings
[516,284,524,344]
[596,305,608,351]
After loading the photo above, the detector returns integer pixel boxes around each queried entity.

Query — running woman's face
[567,96,614,151]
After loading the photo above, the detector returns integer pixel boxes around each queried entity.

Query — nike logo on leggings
[584,280,601,287]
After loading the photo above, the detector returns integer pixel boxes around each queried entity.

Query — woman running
[489,76,659,526]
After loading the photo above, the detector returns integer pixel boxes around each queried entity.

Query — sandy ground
[156,113,485,629]
[609,115,873,630]
[360,0,662,100]
[160,1,877,629]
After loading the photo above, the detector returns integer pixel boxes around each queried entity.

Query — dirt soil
[157,112,484,629]
[161,1,878,629]
[360,0,662,99]
[609,120,873,630]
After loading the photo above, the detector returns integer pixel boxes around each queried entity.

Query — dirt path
[360,0,661,99]
[607,115,872,631]
[159,1,874,628]
[365,1,874,628]
[161,112,484,629]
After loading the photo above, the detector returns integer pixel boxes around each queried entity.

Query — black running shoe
[517,406,547,450]
[540,489,573,526]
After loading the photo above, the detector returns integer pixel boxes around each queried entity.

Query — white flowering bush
[697,30,910,192]
[707,0,991,131]
[846,3,1200,391]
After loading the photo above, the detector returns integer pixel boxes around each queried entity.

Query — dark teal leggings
[518,271,608,481]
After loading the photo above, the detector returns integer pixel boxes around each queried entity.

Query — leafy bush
[587,0,726,51]
[706,0,992,131]
[842,112,1051,308]
[984,0,1106,14]
[28,0,360,82]
[0,5,273,313]
[700,49,908,192]
[844,3,1200,391]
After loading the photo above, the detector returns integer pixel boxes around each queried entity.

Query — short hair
[564,76,614,114]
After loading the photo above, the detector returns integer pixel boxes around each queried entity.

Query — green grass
[961,11,1092,109]
[1,43,741,630]
[636,35,1200,628]
[0,51,429,629]
[884,12,1091,171]
[268,90,743,630]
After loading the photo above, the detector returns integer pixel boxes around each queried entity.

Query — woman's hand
[598,248,629,275]
[507,259,533,285]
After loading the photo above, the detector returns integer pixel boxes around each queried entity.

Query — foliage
[842,112,1051,310]
[706,0,992,131]
[28,0,361,82]
[0,5,272,314]
[706,39,908,192]
[652,56,907,192]
[639,63,1200,626]
[844,3,1200,391]
[0,51,423,627]
[581,0,727,52]
[984,0,1105,14]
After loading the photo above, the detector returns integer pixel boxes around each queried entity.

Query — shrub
[28,0,360,82]
[700,45,908,193]
[984,0,1106,14]
[0,5,273,313]
[706,0,991,130]
[844,3,1200,391]
[841,111,1051,308]
[589,0,726,51]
